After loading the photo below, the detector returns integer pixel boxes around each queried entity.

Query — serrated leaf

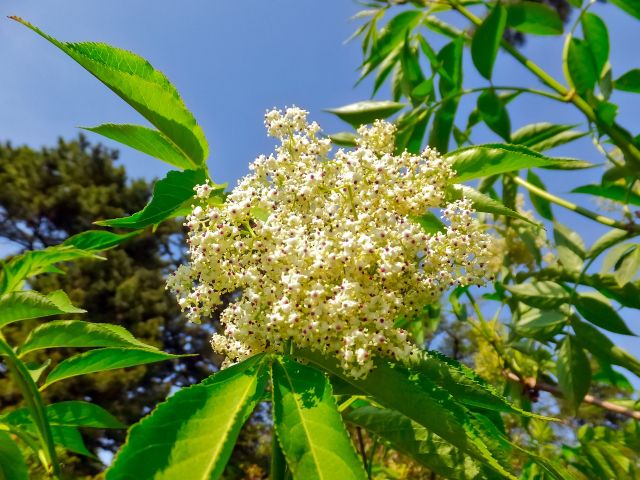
[272,356,366,480]
[517,309,567,333]
[347,406,488,480]
[614,69,640,93]
[11,17,208,165]
[106,354,268,480]
[5,401,125,429]
[446,185,538,225]
[574,294,635,335]
[582,13,609,78]
[19,320,156,355]
[62,230,139,252]
[510,123,586,152]
[0,431,28,480]
[571,184,640,207]
[557,336,591,412]
[0,290,85,327]
[505,281,569,309]
[446,144,571,182]
[96,169,207,229]
[506,2,563,35]
[325,101,405,128]
[295,348,516,478]
[526,170,553,220]
[84,124,195,170]
[471,4,507,80]
[42,348,184,389]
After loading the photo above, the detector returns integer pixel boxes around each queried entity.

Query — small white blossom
[168,107,500,377]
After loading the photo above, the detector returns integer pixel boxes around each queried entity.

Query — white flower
[168,107,500,377]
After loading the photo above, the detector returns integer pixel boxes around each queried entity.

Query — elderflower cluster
[168,107,500,377]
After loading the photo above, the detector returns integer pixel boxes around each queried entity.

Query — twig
[504,371,640,420]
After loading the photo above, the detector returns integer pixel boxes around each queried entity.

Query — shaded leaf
[554,223,585,272]
[0,290,85,328]
[328,132,357,147]
[446,185,538,225]
[5,401,125,429]
[477,90,511,141]
[325,101,405,128]
[566,38,597,94]
[609,0,640,20]
[571,184,640,207]
[0,431,28,480]
[574,294,634,335]
[506,2,563,35]
[62,230,139,252]
[557,336,591,411]
[505,281,569,309]
[510,123,586,152]
[526,170,553,220]
[614,69,640,93]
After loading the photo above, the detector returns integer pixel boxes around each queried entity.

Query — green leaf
[446,185,538,225]
[83,124,195,170]
[19,320,156,355]
[582,13,609,77]
[324,101,405,128]
[411,211,446,234]
[0,246,99,294]
[295,349,516,478]
[477,90,511,141]
[506,2,563,35]
[510,123,586,152]
[50,426,94,457]
[571,184,640,207]
[271,356,366,480]
[471,4,507,80]
[96,169,207,229]
[11,17,208,166]
[347,406,488,480]
[429,39,463,153]
[446,144,570,182]
[588,229,634,259]
[42,348,184,389]
[62,230,139,252]
[0,290,85,328]
[516,309,567,334]
[328,132,357,147]
[574,293,635,335]
[614,69,640,93]
[554,223,585,272]
[0,431,28,480]
[609,0,640,20]
[566,38,597,94]
[572,318,640,378]
[526,170,553,220]
[505,281,569,309]
[5,401,125,429]
[556,336,591,412]
[614,246,640,286]
[106,354,268,480]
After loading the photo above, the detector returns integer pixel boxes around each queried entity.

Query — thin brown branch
[504,371,640,421]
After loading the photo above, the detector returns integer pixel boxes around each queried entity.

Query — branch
[504,371,640,421]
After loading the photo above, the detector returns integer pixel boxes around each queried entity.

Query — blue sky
[1,1,638,373]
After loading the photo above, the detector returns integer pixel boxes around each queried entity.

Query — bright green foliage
[446,144,577,182]
[4,401,125,429]
[42,348,185,389]
[271,356,366,480]
[10,17,209,167]
[106,354,268,480]
[615,69,640,92]
[83,124,197,170]
[0,431,29,480]
[510,123,586,152]
[471,4,507,80]
[96,168,208,229]
[19,320,156,355]
[0,290,85,327]
[325,100,405,127]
